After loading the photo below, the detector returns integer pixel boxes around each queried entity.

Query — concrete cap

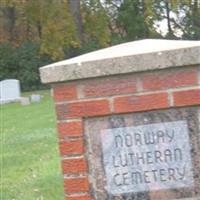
[39,39,200,84]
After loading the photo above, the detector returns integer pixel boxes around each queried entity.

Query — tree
[1,0,199,62]
[115,0,159,40]
[82,0,111,47]
[25,0,79,60]
[0,1,19,45]
[68,0,84,43]
[153,0,183,38]
[182,0,200,40]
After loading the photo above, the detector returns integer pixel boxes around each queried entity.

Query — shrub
[0,42,52,91]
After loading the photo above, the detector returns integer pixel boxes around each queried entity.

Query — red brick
[64,177,89,193]
[83,78,136,97]
[62,157,87,174]
[173,89,200,107]
[66,195,91,200]
[142,70,198,91]
[56,99,110,119]
[57,121,83,138]
[114,93,169,113]
[59,139,84,156]
[53,84,77,102]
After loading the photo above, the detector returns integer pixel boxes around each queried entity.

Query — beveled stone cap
[39,39,200,84]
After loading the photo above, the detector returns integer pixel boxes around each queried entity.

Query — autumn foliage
[0,0,199,91]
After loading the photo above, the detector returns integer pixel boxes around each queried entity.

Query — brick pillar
[40,39,200,200]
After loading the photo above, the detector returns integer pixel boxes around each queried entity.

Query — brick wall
[53,66,200,200]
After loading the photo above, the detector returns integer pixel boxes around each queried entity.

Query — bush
[0,42,52,91]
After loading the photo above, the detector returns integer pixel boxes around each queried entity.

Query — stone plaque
[85,108,200,200]
[101,121,194,194]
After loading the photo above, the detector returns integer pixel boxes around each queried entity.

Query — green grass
[1,90,64,200]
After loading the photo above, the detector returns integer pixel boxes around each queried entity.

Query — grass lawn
[1,90,64,200]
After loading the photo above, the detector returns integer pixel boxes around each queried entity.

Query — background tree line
[0,0,199,91]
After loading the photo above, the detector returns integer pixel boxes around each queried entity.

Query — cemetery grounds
[1,90,64,200]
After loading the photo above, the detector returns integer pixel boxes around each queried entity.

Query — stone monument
[0,79,21,104]
[40,39,200,200]
[20,97,30,106]
[30,94,41,103]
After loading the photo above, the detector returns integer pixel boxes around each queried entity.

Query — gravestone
[20,97,30,106]
[40,39,200,200]
[0,79,21,104]
[30,94,41,103]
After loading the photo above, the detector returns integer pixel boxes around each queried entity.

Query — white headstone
[0,79,21,104]
[31,94,41,103]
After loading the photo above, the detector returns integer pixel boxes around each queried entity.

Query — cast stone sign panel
[101,120,194,194]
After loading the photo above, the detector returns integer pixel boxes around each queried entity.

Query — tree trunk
[6,6,16,42]
[37,20,42,39]
[192,0,198,12]
[26,20,31,41]
[68,0,84,43]
[165,1,173,37]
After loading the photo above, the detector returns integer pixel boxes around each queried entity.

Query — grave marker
[0,79,20,104]
[31,94,41,103]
